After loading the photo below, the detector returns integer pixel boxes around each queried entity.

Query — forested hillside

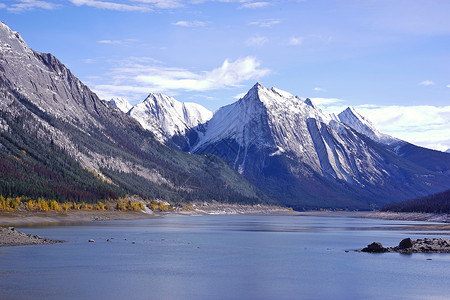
[382,189,450,214]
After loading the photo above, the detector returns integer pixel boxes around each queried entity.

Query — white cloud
[92,56,270,101]
[131,0,183,9]
[239,1,270,9]
[447,84,450,88]
[419,80,435,86]
[7,0,58,12]
[313,87,325,92]
[82,58,96,64]
[0,3,6,8]
[246,36,268,47]
[234,92,247,99]
[356,105,450,152]
[309,97,344,107]
[135,57,270,91]
[97,39,138,45]
[69,0,151,12]
[288,36,303,46]
[172,20,208,27]
[249,19,281,27]
[97,39,122,44]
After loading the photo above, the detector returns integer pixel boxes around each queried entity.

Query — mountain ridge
[168,83,450,209]
[0,21,272,205]
[124,93,213,143]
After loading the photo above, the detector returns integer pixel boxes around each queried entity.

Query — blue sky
[1,0,449,151]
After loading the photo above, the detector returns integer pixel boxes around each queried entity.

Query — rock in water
[398,238,413,249]
[361,242,387,253]
[360,238,450,253]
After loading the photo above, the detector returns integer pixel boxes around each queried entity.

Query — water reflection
[1,215,450,300]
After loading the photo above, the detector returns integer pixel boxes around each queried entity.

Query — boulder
[362,242,387,253]
[398,238,413,248]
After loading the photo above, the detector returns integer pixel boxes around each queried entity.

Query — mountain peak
[304,98,315,108]
[252,82,264,89]
[109,98,132,113]
[338,106,398,145]
[128,92,212,142]
[0,21,31,54]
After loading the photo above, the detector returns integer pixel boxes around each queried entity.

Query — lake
[1,214,450,300]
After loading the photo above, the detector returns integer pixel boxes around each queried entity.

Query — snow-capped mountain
[128,93,212,143]
[335,107,398,145]
[0,21,271,205]
[110,97,132,113]
[177,83,450,209]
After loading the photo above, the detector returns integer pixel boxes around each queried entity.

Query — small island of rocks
[360,238,450,254]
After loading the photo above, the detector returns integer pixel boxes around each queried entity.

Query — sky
[1,0,449,151]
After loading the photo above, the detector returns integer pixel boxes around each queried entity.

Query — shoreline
[364,211,450,223]
[0,210,157,227]
[0,226,65,247]
[2,209,450,227]
[0,203,297,227]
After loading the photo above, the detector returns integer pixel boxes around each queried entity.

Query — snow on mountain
[190,82,356,179]
[191,83,330,152]
[128,93,212,142]
[337,107,398,145]
[110,98,132,113]
[446,149,450,154]
[180,82,450,209]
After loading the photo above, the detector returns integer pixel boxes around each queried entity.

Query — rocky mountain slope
[0,21,272,205]
[334,107,398,145]
[173,83,450,210]
[337,106,450,176]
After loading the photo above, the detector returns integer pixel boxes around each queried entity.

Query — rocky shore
[365,211,450,223]
[360,238,450,254]
[178,202,297,216]
[0,227,65,247]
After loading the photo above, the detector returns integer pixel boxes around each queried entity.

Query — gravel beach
[0,226,65,247]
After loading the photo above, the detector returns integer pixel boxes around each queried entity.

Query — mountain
[110,97,132,113]
[174,83,450,210]
[337,106,450,176]
[0,21,271,205]
[128,93,213,143]
[335,107,398,146]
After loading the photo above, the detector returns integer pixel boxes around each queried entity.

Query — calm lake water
[1,214,450,300]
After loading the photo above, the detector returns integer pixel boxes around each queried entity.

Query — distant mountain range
[0,21,272,205]
[1,20,449,210]
[116,83,450,210]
